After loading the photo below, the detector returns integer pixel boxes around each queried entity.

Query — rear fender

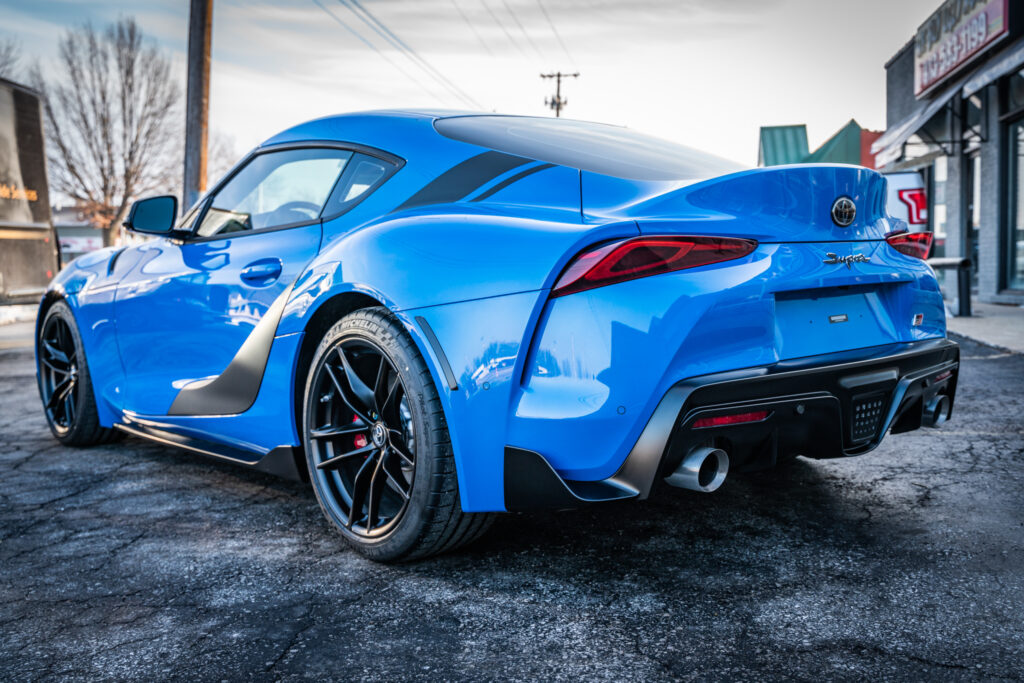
[279,266,548,512]
[399,289,548,511]
[276,215,641,511]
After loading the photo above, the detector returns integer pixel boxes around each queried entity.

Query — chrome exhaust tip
[923,395,950,427]
[665,446,729,493]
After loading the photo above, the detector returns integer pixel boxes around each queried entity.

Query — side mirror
[123,195,178,235]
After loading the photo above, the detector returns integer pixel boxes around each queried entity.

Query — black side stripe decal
[392,151,532,212]
[168,283,294,416]
[415,315,459,391]
[471,163,556,202]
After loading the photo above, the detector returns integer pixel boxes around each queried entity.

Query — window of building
[1009,119,1024,289]
[931,154,948,255]
[195,148,352,238]
[1006,68,1024,118]
[965,152,981,286]
[929,154,950,294]
[962,92,985,151]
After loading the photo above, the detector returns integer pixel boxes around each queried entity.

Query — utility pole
[183,0,212,211]
[541,71,578,117]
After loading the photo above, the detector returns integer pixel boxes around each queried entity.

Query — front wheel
[36,301,116,446]
[303,307,493,562]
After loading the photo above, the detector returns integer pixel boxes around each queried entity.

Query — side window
[195,148,352,237]
[321,154,395,218]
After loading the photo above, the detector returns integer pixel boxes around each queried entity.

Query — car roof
[258,109,479,161]
[263,110,744,182]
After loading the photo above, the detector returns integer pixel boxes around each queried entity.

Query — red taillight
[692,410,770,429]
[897,188,928,225]
[551,236,758,297]
[886,231,933,259]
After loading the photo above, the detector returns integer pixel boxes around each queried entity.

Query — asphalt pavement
[1,334,1022,681]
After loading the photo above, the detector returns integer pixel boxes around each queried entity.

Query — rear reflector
[897,188,928,225]
[552,235,758,297]
[886,231,933,259]
[693,410,769,429]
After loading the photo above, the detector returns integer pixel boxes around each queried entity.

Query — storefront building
[874,0,1024,304]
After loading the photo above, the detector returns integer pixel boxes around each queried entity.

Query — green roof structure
[803,119,862,165]
[758,119,881,168]
[757,125,809,166]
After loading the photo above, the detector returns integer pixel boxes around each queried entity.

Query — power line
[311,0,446,105]
[535,0,575,67]
[450,0,495,58]
[336,0,473,108]
[499,0,545,61]
[339,0,483,110]
[479,0,528,59]
[352,0,484,109]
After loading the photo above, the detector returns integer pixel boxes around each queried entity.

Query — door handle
[240,259,282,284]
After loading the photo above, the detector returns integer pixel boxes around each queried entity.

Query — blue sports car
[36,111,958,561]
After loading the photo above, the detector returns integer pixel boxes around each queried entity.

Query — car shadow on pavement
[454,458,906,575]
[131,433,910,580]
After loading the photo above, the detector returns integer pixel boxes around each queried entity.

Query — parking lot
[1,333,1023,681]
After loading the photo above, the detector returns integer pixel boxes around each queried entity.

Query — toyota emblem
[831,196,856,227]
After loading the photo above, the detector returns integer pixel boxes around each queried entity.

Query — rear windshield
[434,115,744,181]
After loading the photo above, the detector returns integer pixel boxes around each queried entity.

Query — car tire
[303,307,493,562]
[37,301,118,446]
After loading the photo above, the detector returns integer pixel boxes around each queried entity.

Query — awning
[882,148,945,174]
[962,38,1024,97]
[871,70,974,166]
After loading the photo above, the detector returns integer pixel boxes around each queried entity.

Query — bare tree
[0,38,20,80]
[206,130,240,189]
[162,131,240,213]
[30,19,180,245]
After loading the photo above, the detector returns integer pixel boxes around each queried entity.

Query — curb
[946,331,1021,356]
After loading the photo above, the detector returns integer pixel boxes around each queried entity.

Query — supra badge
[824,252,870,268]
[831,196,856,227]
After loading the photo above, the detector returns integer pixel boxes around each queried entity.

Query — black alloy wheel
[39,313,79,434]
[36,301,114,446]
[307,337,416,538]
[303,308,494,562]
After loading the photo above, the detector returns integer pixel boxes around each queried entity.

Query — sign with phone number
[914,0,1008,97]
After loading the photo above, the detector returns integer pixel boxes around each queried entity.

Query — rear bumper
[504,337,959,511]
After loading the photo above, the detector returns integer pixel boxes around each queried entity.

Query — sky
[0,0,939,167]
